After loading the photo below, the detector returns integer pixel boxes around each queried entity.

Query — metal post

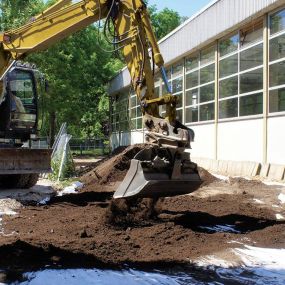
[263,14,269,164]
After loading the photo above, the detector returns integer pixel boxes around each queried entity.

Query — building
[109,0,285,168]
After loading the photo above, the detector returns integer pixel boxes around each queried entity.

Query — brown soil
[0,145,284,272]
[81,144,147,188]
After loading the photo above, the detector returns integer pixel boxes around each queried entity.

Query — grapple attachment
[113,147,202,199]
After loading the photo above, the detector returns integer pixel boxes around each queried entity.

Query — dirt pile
[0,146,284,271]
[198,167,219,186]
[81,144,218,192]
[81,144,147,187]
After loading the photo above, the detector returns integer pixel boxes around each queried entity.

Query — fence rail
[69,138,110,156]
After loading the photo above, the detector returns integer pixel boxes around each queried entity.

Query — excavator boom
[0,0,201,198]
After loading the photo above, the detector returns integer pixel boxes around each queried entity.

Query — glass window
[240,68,263,94]
[270,9,285,35]
[186,71,199,89]
[240,43,263,71]
[219,76,238,98]
[186,89,198,106]
[270,33,285,62]
[269,61,285,87]
[240,22,263,48]
[172,62,183,78]
[200,103,215,121]
[172,77,183,93]
[137,118,143,129]
[219,98,238,119]
[130,96,137,108]
[130,119,136,130]
[219,34,239,57]
[201,45,215,66]
[240,93,263,116]
[176,109,183,122]
[269,88,285,113]
[136,106,142,117]
[175,93,183,108]
[130,108,136,119]
[154,86,160,97]
[186,53,199,71]
[9,70,38,129]
[219,54,238,78]
[162,83,170,95]
[186,107,198,123]
[200,83,215,103]
[200,63,215,85]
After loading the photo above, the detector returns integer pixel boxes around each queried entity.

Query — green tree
[147,4,185,40]
[1,0,123,139]
[0,0,45,30]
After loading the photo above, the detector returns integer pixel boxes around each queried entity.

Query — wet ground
[0,145,285,284]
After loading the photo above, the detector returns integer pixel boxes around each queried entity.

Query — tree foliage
[147,4,186,40]
[0,0,122,138]
[0,0,45,30]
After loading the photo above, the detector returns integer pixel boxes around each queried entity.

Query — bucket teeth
[113,147,202,199]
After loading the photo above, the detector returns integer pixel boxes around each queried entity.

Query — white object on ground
[38,197,51,205]
[276,214,285,220]
[235,245,285,270]
[278,193,285,204]
[0,207,18,235]
[253,199,265,204]
[57,181,84,196]
[198,224,240,234]
[272,204,280,208]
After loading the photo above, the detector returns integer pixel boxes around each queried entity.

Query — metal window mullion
[219,72,239,81]
[219,50,239,61]
[182,57,186,124]
[215,41,219,124]
[198,51,201,121]
[263,13,269,164]
[269,28,285,40]
[269,56,285,65]
[239,89,264,97]
[239,39,264,52]
[269,83,285,91]
[238,29,241,117]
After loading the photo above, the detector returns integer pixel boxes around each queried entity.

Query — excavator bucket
[113,147,202,199]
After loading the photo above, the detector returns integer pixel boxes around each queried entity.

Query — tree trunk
[49,111,56,147]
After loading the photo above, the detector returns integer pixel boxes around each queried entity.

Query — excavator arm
[0,0,201,198]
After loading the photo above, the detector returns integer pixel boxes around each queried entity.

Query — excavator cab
[0,63,39,141]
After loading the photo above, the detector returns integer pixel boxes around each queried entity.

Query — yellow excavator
[0,0,201,198]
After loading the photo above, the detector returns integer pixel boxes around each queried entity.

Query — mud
[0,145,285,273]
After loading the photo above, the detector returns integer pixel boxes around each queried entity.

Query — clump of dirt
[81,144,147,187]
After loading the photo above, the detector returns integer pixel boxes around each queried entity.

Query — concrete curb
[192,157,275,181]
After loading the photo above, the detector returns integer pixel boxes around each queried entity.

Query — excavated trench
[0,144,285,284]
